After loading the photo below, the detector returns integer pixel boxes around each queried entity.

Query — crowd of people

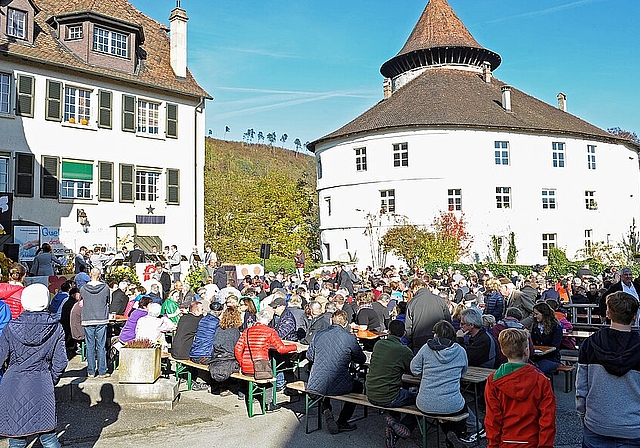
[0,246,639,447]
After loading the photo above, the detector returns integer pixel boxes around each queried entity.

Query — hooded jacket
[484,363,556,448]
[0,311,67,437]
[576,328,640,440]
[0,283,25,319]
[410,337,467,415]
[80,281,110,326]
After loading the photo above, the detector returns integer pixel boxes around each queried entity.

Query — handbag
[246,328,273,380]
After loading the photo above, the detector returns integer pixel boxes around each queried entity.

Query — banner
[15,226,40,262]
[40,226,67,255]
[235,264,264,279]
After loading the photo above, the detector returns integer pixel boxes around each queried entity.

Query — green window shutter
[45,80,62,122]
[122,95,136,132]
[119,163,134,203]
[166,168,180,205]
[98,90,112,129]
[41,156,59,198]
[15,153,34,197]
[166,103,178,138]
[98,161,114,201]
[16,75,34,118]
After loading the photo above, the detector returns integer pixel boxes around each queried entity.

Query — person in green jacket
[161,290,181,324]
[366,320,417,447]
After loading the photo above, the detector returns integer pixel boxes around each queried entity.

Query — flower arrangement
[185,266,208,290]
[124,339,159,349]
[105,265,139,285]
[0,252,15,282]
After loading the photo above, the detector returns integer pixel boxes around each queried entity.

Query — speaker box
[3,243,19,263]
[260,243,271,259]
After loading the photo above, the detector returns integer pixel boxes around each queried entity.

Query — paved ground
[0,357,582,448]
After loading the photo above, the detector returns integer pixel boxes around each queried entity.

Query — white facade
[317,128,639,267]
[0,1,208,255]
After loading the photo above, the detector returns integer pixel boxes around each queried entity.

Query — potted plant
[81,118,89,125]
[118,339,161,384]
[68,117,76,124]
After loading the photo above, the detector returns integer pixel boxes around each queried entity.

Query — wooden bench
[287,381,467,448]
[547,364,575,393]
[168,356,276,417]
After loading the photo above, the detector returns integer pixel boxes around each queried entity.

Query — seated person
[209,305,241,396]
[366,320,416,446]
[234,309,297,412]
[456,307,496,368]
[372,293,391,330]
[135,303,176,351]
[492,307,535,366]
[118,297,152,344]
[190,301,224,364]
[411,320,480,447]
[301,301,330,344]
[485,328,556,448]
[60,287,81,358]
[531,302,562,374]
[307,310,366,434]
[355,290,383,332]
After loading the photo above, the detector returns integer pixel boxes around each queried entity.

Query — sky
[129,0,640,151]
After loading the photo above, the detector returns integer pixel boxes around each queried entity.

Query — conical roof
[381,0,500,78]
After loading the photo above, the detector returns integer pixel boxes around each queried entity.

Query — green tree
[267,132,276,146]
[294,138,302,152]
[280,133,288,147]
[257,131,264,144]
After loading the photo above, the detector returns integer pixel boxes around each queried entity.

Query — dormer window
[93,27,128,58]
[67,25,83,40]
[7,8,26,39]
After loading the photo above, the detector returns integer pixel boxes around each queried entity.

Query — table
[271,341,309,404]
[565,330,594,339]
[402,366,495,440]
[533,345,556,356]
[356,329,387,340]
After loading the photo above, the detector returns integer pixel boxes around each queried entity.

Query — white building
[0,0,210,259]
[310,0,640,267]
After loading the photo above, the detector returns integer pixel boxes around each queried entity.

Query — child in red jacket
[484,328,556,448]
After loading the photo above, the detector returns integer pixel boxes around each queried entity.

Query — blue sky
[130,0,640,150]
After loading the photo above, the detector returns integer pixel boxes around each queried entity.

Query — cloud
[485,0,605,24]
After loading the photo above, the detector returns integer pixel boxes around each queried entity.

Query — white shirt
[622,282,639,300]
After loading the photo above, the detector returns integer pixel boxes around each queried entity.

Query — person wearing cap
[190,301,224,365]
[0,283,67,448]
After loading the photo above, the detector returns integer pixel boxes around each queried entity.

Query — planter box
[118,347,161,384]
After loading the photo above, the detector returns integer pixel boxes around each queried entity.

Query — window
[496,187,511,209]
[0,154,9,192]
[542,189,556,209]
[15,153,34,197]
[587,145,596,170]
[448,189,462,211]
[16,74,34,117]
[166,168,180,205]
[0,73,10,114]
[355,147,367,172]
[380,189,395,213]
[393,143,408,167]
[585,229,593,254]
[93,27,128,58]
[494,141,509,165]
[552,142,565,167]
[61,160,93,199]
[325,197,331,216]
[136,170,160,201]
[137,100,159,135]
[317,158,322,179]
[324,243,331,261]
[542,233,557,257]
[64,86,91,123]
[67,25,83,40]
[7,8,26,39]
[98,161,113,201]
[585,190,597,210]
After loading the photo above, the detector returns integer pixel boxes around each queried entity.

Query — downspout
[194,96,205,246]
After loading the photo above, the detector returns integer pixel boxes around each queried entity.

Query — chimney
[482,61,492,83]
[501,85,512,112]
[557,92,567,112]
[169,2,189,78]
[383,78,392,99]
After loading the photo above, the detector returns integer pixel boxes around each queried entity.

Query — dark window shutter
[166,103,178,138]
[16,75,34,117]
[119,163,134,202]
[15,153,34,197]
[40,155,59,198]
[98,90,112,129]
[98,161,114,201]
[122,95,136,132]
[166,168,179,205]
[45,80,62,122]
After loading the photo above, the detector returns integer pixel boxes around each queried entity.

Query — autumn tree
[608,127,640,144]
[432,211,473,258]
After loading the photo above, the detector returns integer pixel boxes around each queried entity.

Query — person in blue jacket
[0,283,68,448]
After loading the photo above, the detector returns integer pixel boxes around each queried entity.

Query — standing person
[0,283,67,448]
[405,278,451,353]
[577,291,640,447]
[0,263,27,319]
[336,264,354,297]
[109,281,129,316]
[30,243,66,276]
[530,302,562,374]
[485,328,556,448]
[153,262,172,300]
[74,246,90,274]
[600,267,640,324]
[306,309,366,433]
[169,245,182,283]
[80,268,111,378]
[294,249,305,282]
[129,244,145,267]
[204,245,217,265]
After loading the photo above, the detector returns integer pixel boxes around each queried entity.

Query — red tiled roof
[0,0,210,99]
[310,69,631,151]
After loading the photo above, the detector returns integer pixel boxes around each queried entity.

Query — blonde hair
[485,278,502,293]
[498,328,529,360]
[9,263,26,282]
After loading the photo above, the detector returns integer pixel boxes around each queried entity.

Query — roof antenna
[176,0,181,7]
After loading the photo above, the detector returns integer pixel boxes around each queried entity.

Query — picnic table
[565,330,594,339]
[533,345,556,356]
